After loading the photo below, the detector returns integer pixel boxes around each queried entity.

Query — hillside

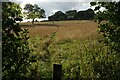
[20,20,100,41]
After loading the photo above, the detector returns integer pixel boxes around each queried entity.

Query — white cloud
[20,1,35,9]
[10,0,95,17]
[10,0,93,2]
[9,0,120,2]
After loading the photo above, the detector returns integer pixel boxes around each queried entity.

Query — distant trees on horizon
[48,8,95,21]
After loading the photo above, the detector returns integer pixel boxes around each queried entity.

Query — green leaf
[90,2,96,6]
[94,6,101,11]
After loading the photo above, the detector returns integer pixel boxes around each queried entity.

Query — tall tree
[2,2,31,79]
[24,4,45,24]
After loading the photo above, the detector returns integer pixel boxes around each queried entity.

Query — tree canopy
[48,11,67,21]
[90,1,120,53]
[48,9,95,21]
[65,10,77,20]
[24,4,45,24]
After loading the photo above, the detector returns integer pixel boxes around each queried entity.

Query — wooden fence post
[53,64,62,80]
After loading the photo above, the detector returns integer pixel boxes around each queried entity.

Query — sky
[8,0,119,17]
[8,0,93,17]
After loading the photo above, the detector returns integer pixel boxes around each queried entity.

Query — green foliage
[74,9,95,20]
[24,4,45,24]
[90,2,120,53]
[3,1,120,79]
[48,9,95,21]
[90,1,120,79]
[28,34,120,79]
[2,2,31,79]
[90,2,96,6]
[2,2,22,27]
[65,10,77,20]
[28,34,55,79]
[48,11,67,21]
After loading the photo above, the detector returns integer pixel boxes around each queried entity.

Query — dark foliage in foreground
[2,2,31,79]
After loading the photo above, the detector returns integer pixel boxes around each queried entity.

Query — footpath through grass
[20,21,120,79]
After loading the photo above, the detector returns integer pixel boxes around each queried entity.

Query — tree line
[48,9,95,21]
[14,3,95,23]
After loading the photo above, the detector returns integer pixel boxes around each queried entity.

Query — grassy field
[19,20,118,79]
[20,20,100,41]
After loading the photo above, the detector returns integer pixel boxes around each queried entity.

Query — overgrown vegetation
[2,1,120,79]
[90,1,120,79]
[2,2,32,79]
[27,1,120,79]
[28,33,119,79]
[91,1,120,53]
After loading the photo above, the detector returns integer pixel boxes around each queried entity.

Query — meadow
[20,20,100,41]
[20,20,119,79]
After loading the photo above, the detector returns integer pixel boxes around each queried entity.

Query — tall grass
[20,20,100,41]
[21,21,120,79]
[28,34,119,79]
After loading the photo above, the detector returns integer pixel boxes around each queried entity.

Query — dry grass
[20,20,100,41]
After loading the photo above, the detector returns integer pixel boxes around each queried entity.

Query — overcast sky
[8,0,93,17]
[9,0,119,17]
